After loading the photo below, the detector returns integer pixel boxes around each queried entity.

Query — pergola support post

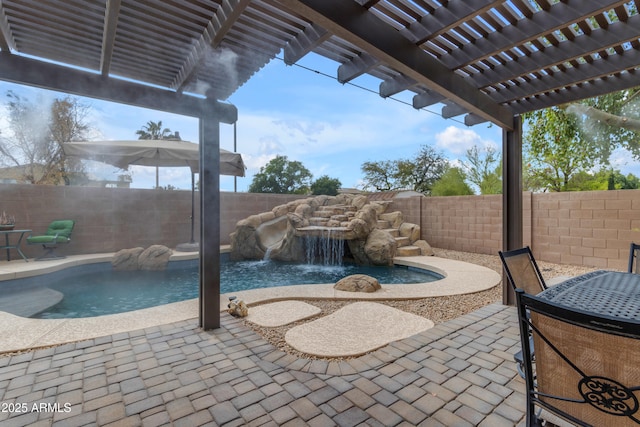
[502,115,523,305]
[199,108,221,329]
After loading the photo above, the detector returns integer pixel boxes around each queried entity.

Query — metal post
[502,115,523,305]
[233,121,237,193]
[199,105,221,329]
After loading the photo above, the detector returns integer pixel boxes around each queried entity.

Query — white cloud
[434,125,500,159]
[610,147,640,177]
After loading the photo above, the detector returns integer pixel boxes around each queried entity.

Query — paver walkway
[0,303,526,426]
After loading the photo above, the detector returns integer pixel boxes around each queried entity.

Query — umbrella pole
[190,171,196,244]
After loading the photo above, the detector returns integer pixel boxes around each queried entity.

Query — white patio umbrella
[63,139,246,247]
[63,139,245,176]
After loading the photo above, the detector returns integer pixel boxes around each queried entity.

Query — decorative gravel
[243,247,601,361]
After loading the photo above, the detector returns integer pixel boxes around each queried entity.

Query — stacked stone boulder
[230,194,433,266]
[112,245,173,270]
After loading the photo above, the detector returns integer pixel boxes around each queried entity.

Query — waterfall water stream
[304,228,345,266]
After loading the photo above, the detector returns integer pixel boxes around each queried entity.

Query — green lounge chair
[27,220,75,260]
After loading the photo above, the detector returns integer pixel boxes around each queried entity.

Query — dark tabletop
[539,270,640,319]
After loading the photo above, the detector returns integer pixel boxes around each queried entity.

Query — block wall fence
[390,190,640,271]
[0,184,303,260]
[2,183,639,269]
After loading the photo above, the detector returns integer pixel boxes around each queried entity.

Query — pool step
[0,287,63,317]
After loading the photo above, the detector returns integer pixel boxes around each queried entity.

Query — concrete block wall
[415,194,532,255]
[1,184,198,258]
[3,183,640,269]
[387,196,422,229]
[415,189,638,269]
[0,184,303,259]
[530,190,640,270]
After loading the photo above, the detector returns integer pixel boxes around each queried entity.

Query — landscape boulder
[399,222,421,243]
[138,245,172,270]
[334,274,381,293]
[364,229,397,266]
[112,247,145,271]
[414,240,435,256]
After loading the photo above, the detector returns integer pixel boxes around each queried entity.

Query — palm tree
[136,121,174,188]
[136,120,173,141]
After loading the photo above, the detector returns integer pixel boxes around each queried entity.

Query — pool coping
[0,250,500,354]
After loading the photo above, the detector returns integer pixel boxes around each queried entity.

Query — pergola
[1,0,639,327]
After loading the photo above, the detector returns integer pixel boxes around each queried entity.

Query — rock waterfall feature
[230,194,433,266]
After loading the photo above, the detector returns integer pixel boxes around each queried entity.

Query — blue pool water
[31,259,442,319]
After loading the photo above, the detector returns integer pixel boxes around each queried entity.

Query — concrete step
[395,236,411,247]
[384,228,399,238]
[314,210,334,218]
[396,245,422,256]
[316,205,349,214]
[309,218,329,226]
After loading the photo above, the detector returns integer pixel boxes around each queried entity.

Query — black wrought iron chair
[499,246,547,378]
[499,246,548,295]
[629,242,640,274]
[516,288,640,427]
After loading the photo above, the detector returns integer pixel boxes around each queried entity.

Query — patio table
[0,229,31,262]
[538,270,640,319]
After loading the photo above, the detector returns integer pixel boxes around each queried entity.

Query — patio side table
[0,229,31,262]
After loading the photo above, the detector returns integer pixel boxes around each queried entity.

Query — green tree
[360,160,397,191]
[563,88,640,160]
[398,146,448,194]
[461,145,501,194]
[522,83,640,192]
[524,107,600,192]
[361,145,448,195]
[248,155,312,194]
[566,170,610,191]
[616,172,640,189]
[310,175,341,195]
[0,91,90,184]
[430,167,474,196]
[569,169,640,191]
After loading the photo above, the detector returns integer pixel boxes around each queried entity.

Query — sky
[0,52,637,192]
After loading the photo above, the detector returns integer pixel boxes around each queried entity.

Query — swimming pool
[11,258,442,319]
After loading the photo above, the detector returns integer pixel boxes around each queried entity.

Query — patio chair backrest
[629,242,640,274]
[44,220,75,239]
[515,289,640,427]
[499,246,547,295]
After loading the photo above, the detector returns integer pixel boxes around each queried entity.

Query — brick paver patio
[0,303,526,426]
